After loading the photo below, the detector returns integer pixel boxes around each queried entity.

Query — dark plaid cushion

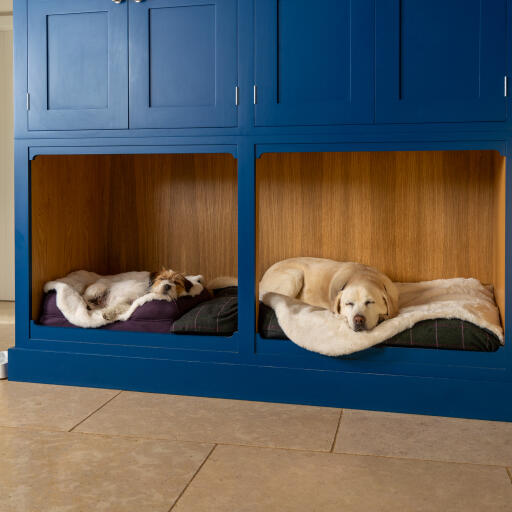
[258,303,501,352]
[171,286,238,336]
[382,318,501,351]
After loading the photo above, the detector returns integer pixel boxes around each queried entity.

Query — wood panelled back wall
[257,150,505,322]
[31,153,238,318]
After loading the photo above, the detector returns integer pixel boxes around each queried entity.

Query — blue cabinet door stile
[129,0,238,129]
[254,0,374,127]
[27,0,128,131]
[376,0,507,123]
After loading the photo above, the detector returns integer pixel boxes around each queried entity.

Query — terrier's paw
[102,309,118,322]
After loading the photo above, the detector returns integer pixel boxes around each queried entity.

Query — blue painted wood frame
[10,136,512,420]
[15,142,255,357]
[254,0,374,126]
[27,0,128,131]
[8,349,512,421]
[129,0,238,129]
[252,139,512,385]
[376,0,508,123]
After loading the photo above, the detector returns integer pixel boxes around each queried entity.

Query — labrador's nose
[353,314,366,331]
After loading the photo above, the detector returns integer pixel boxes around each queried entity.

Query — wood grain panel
[493,152,506,326]
[31,153,237,318]
[257,150,506,324]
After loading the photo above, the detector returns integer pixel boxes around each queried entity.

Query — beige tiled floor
[1,307,511,510]
[0,380,511,511]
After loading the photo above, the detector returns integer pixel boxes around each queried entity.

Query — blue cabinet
[24,0,509,131]
[376,0,507,123]
[27,0,128,131]
[129,0,238,129]
[254,0,374,126]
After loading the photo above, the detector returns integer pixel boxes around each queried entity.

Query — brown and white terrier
[148,269,196,300]
[83,269,205,322]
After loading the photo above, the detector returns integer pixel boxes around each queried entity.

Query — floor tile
[75,392,341,451]
[0,323,14,350]
[333,409,512,466]
[0,427,212,512]
[0,381,119,431]
[0,301,14,324]
[172,444,512,512]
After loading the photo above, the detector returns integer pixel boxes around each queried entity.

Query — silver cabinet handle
[112,0,123,3]
[134,0,144,2]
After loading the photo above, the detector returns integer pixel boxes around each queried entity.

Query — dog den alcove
[256,150,506,350]
[30,153,238,332]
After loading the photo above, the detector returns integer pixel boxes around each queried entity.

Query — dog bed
[38,270,211,331]
[39,289,211,332]
[172,286,502,352]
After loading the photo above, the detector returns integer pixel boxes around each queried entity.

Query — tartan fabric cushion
[171,286,238,336]
[172,287,501,351]
[258,303,501,352]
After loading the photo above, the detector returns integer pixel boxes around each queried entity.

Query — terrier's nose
[353,315,366,331]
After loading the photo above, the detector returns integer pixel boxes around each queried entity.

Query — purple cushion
[38,289,212,333]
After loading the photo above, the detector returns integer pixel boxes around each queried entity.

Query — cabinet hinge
[505,76,508,97]
[253,85,257,105]
[235,86,239,106]
[26,93,30,110]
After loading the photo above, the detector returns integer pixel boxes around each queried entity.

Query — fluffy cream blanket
[261,278,503,356]
[44,270,204,328]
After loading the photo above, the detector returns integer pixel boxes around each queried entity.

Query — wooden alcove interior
[257,150,506,328]
[31,153,238,319]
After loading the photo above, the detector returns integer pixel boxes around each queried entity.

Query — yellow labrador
[260,257,399,331]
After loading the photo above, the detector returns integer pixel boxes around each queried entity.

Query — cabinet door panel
[130,0,237,129]
[254,0,374,126]
[376,0,507,123]
[28,0,128,131]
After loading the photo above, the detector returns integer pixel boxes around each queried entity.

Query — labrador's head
[333,280,397,332]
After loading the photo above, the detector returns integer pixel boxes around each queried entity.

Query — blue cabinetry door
[376,0,507,123]
[129,0,237,129]
[27,0,128,131]
[254,0,374,127]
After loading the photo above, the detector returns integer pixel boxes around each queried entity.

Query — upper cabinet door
[28,0,128,131]
[376,0,507,123]
[129,0,238,129]
[254,0,374,127]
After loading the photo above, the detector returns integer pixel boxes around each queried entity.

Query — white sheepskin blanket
[261,278,504,356]
[44,270,204,329]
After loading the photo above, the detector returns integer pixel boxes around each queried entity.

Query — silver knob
[134,0,143,2]
[112,0,123,4]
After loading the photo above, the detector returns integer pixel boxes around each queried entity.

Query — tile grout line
[68,390,124,432]
[330,409,343,452]
[25,425,512,470]
[507,468,512,485]
[168,444,217,512]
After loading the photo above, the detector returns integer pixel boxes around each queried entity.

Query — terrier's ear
[149,272,158,287]
[183,278,193,292]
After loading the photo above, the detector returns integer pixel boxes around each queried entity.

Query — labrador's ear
[332,292,343,315]
[380,295,390,321]
[382,282,399,319]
